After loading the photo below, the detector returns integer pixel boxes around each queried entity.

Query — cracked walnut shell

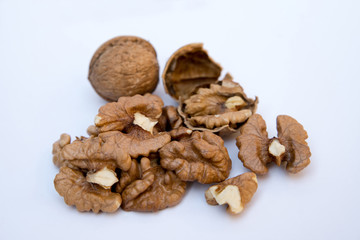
[88,36,159,102]
[236,114,311,174]
[121,157,187,212]
[179,74,258,134]
[205,172,258,214]
[162,43,222,101]
[159,131,231,184]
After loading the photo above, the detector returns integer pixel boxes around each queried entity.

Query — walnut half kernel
[236,114,311,174]
[205,172,258,214]
[86,167,119,189]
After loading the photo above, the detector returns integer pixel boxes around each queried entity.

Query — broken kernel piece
[205,172,258,214]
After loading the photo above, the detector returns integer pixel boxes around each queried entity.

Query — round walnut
[89,36,159,102]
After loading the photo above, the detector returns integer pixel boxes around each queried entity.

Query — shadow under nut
[89,36,159,102]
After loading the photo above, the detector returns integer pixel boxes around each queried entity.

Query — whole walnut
[88,36,159,102]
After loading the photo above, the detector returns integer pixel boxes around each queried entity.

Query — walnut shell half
[89,36,159,102]
[162,43,222,101]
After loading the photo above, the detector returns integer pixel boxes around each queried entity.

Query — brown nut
[205,172,258,214]
[159,131,231,184]
[94,94,163,134]
[178,73,258,135]
[162,43,222,101]
[236,114,311,174]
[121,157,187,212]
[54,166,121,213]
[88,36,159,102]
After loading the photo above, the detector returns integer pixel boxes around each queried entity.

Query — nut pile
[52,37,311,215]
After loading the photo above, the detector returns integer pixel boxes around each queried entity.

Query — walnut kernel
[121,157,187,212]
[54,166,121,213]
[159,131,231,184]
[205,172,258,214]
[236,114,311,174]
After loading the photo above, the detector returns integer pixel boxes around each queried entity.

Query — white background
[1,0,360,239]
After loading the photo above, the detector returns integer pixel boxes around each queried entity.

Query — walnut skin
[162,43,222,100]
[88,36,159,102]
[159,131,231,184]
[205,172,258,214]
[236,114,311,174]
[121,157,187,212]
[54,166,121,213]
[178,73,258,135]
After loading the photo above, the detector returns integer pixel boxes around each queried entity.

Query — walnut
[236,114,311,174]
[159,131,231,184]
[205,172,258,214]
[179,73,258,134]
[54,165,121,213]
[94,94,163,134]
[121,157,187,212]
[52,128,170,171]
[162,43,222,100]
[88,36,159,102]
[162,43,258,135]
